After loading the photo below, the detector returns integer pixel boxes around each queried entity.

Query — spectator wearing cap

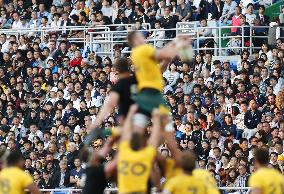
[61,11,72,28]
[20,15,29,29]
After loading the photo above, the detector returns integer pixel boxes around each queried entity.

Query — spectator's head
[12,12,19,21]
[154,20,161,29]
[39,3,45,12]
[200,18,207,27]
[59,159,68,171]
[235,6,241,16]
[258,5,265,14]
[246,3,254,14]
[74,158,81,168]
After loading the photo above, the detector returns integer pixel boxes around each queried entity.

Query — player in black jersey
[81,137,117,194]
[93,57,137,128]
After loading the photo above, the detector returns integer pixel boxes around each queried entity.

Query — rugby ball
[178,45,193,63]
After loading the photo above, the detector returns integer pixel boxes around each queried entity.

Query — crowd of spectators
[0,0,284,193]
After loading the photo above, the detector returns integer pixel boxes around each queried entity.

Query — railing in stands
[38,187,251,194]
[1,24,283,59]
[89,25,283,58]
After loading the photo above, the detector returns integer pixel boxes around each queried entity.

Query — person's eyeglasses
[69,117,75,120]
[34,85,40,87]
[63,60,69,62]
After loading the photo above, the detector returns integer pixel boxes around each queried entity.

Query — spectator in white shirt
[148,21,165,48]
[163,63,180,87]
[239,0,254,14]
[11,12,22,29]
[50,13,61,29]
[245,3,256,25]
[28,123,44,142]
[101,0,113,18]
[222,0,237,24]
[156,0,166,20]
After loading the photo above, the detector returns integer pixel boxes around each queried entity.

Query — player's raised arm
[120,104,138,141]
[163,131,182,165]
[147,109,162,148]
[93,92,120,128]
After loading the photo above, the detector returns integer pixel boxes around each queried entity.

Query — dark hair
[114,57,131,73]
[130,132,142,151]
[180,151,196,173]
[7,151,24,166]
[254,148,269,165]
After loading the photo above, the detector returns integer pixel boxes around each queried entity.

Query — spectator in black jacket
[39,170,53,189]
[210,0,224,20]
[51,160,71,188]
[159,6,178,38]
[244,99,262,138]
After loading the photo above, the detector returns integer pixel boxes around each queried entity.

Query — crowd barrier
[1,23,283,59]
[38,187,251,194]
